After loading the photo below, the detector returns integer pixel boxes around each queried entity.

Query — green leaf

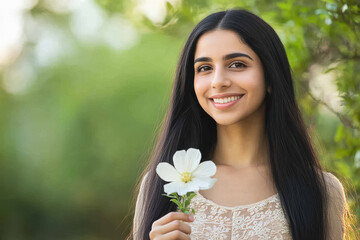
[335,125,344,142]
[188,193,197,201]
[192,208,196,214]
[179,208,186,213]
[162,193,176,199]
[170,199,181,206]
[323,67,336,74]
[166,1,174,11]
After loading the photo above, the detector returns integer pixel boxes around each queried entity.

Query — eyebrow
[194,52,253,65]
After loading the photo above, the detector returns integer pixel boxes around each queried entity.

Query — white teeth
[213,95,242,104]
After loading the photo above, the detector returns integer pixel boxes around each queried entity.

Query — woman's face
[193,29,268,126]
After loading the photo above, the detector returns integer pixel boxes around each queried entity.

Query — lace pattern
[188,192,293,240]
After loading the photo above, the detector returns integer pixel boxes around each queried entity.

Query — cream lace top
[187,191,292,240]
[133,171,346,240]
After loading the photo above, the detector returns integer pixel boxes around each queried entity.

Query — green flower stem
[162,192,197,215]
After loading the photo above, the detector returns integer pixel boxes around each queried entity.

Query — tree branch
[306,90,355,129]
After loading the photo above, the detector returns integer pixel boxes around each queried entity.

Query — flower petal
[156,162,181,182]
[179,181,200,195]
[191,177,215,188]
[185,148,201,172]
[192,160,217,177]
[164,180,201,195]
[192,177,217,190]
[173,150,187,173]
[164,181,185,195]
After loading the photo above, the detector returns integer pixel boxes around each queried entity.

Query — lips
[210,94,245,102]
[209,93,245,99]
[210,94,245,110]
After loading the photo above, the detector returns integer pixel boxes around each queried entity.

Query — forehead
[194,29,255,59]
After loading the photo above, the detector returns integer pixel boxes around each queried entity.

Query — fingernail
[188,215,194,221]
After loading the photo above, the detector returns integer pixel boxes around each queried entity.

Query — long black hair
[130,9,331,240]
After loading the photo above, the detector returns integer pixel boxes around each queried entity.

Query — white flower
[156,148,217,195]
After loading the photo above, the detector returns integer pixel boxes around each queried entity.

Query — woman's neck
[212,109,269,170]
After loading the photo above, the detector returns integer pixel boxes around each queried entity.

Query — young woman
[130,9,349,240]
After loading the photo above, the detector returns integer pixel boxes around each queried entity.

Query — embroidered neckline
[195,191,279,210]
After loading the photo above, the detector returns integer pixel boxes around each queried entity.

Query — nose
[211,67,231,89]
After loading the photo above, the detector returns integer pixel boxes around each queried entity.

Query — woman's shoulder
[321,171,346,199]
[139,171,150,193]
[321,171,347,221]
[133,171,151,239]
[135,171,151,210]
[321,171,347,238]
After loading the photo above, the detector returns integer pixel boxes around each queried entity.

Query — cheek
[194,78,212,114]
[194,78,208,101]
[245,80,265,93]
[240,70,266,94]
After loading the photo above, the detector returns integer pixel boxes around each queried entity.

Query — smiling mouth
[210,94,245,104]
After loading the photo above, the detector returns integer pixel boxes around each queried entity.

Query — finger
[156,219,192,235]
[153,212,193,227]
[156,230,191,240]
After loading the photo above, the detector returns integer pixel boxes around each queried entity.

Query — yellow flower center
[180,172,192,183]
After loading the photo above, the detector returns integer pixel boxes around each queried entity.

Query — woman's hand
[149,212,194,240]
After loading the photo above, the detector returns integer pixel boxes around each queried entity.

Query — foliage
[128,0,360,233]
[0,0,359,239]
[162,192,197,214]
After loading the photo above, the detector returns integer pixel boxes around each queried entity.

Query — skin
[193,29,277,206]
[150,29,275,239]
[149,29,346,239]
[193,29,270,170]
[149,212,193,240]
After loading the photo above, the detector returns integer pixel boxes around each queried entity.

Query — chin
[212,115,246,126]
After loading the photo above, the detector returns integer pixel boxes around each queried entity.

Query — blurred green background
[0,0,359,239]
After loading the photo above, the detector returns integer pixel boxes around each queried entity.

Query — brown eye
[197,65,212,72]
[229,61,246,69]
